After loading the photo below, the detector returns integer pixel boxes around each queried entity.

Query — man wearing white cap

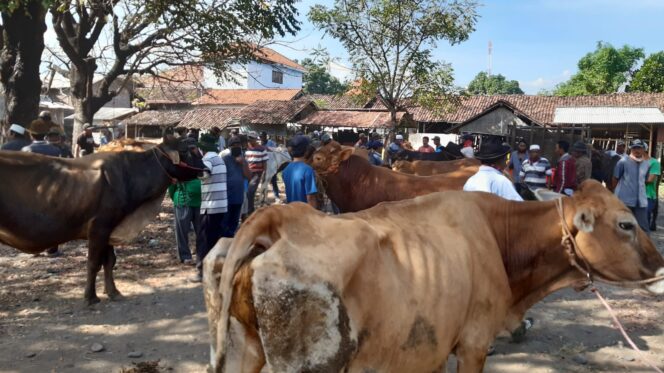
[1,124,32,151]
[387,133,404,160]
[519,144,552,191]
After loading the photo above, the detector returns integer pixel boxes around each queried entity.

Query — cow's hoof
[85,296,101,306]
[107,291,124,301]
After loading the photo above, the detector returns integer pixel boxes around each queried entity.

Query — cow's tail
[213,206,285,372]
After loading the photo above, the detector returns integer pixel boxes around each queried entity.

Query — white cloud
[519,69,574,94]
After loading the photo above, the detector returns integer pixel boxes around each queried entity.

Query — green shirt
[646,158,661,200]
[168,179,202,207]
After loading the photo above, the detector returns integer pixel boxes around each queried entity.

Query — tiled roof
[193,89,302,106]
[407,93,664,124]
[253,47,306,72]
[237,100,316,125]
[298,109,414,128]
[124,110,188,126]
[179,108,241,130]
[298,94,374,109]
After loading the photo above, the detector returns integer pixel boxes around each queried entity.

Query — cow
[0,136,204,305]
[97,138,156,153]
[311,141,475,212]
[393,142,464,162]
[204,180,664,372]
[392,158,480,176]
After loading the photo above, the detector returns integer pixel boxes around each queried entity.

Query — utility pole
[488,40,493,76]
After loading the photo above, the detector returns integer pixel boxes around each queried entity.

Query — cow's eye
[619,222,635,231]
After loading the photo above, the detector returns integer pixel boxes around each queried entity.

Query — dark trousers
[271,175,280,199]
[222,203,243,238]
[648,198,658,230]
[629,206,650,234]
[199,212,225,271]
[174,206,204,262]
[247,172,263,215]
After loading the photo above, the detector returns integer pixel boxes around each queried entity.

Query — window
[272,70,283,84]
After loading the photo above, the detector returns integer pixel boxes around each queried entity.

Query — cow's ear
[339,147,354,162]
[573,206,595,233]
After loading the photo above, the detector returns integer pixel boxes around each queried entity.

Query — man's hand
[235,156,244,164]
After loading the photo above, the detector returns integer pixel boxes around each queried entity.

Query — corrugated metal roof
[553,107,664,124]
[65,107,138,121]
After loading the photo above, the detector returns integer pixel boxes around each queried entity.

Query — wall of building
[204,65,248,89]
[461,107,527,136]
[204,62,303,90]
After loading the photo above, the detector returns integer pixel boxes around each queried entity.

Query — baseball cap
[247,131,259,140]
[395,134,404,140]
[9,124,25,135]
[630,139,646,149]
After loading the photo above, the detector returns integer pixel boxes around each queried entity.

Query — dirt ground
[1,198,664,373]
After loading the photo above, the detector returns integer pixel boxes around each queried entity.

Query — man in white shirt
[463,141,523,201]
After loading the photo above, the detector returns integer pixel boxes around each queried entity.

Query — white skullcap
[9,124,26,135]
[529,144,541,151]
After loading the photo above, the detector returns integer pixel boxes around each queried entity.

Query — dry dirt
[1,199,664,373]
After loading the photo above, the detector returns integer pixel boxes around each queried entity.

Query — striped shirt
[201,152,228,214]
[519,157,552,190]
[246,144,268,173]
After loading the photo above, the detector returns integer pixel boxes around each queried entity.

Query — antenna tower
[488,40,493,76]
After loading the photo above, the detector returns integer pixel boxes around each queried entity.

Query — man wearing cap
[519,145,552,191]
[1,124,31,151]
[388,134,404,156]
[463,141,523,201]
[418,136,435,153]
[460,134,475,158]
[75,123,98,157]
[354,133,368,149]
[432,136,444,153]
[571,141,592,185]
[283,135,318,208]
[613,139,651,233]
[367,140,384,166]
[194,134,228,282]
[47,127,74,158]
[245,131,268,215]
[508,140,529,192]
[22,119,62,157]
[553,140,577,196]
[221,136,251,237]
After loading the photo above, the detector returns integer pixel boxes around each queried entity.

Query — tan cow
[392,158,480,176]
[204,180,664,372]
[97,139,156,153]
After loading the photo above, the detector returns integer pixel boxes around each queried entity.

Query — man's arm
[240,158,251,179]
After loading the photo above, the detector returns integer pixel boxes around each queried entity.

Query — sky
[268,0,664,94]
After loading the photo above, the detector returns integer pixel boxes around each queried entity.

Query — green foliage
[0,0,53,13]
[554,42,644,96]
[467,72,524,95]
[309,0,478,123]
[630,51,664,93]
[301,58,349,95]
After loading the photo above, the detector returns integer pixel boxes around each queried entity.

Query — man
[388,134,404,155]
[571,141,592,185]
[508,140,529,192]
[321,133,333,146]
[168,139,204,265]
[433,136,445,153]
[644,144,661,230]
[616,141,626,157]
[22,119,62,157]
[245,131,268,215]
[194,134,228,282]
[260,131,277,148]
[211,127,226,152]
[221,136,251,237]
[260,131,280,200]
[283,135,318,208]
[460,134,475,158]
[47,127,74,158]
[418,136,435,153]
[553,140,576,196]
[463,141,523,201]
[75,123,98,157]
[613,139,651,233]
[355,133,368,148]
[519,145,552,191]
[1,124,31,151]
[100,128,111,145]
[367,140,384,166]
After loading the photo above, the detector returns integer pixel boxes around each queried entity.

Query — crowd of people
[463,137,661,234]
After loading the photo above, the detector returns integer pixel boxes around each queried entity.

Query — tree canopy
[554,42,644,96]
[467,72,523,95]
[302,58,349,95]
[309,0,478,125]
[630,51,664,93]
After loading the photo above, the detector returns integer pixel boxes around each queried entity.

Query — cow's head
[311,141,353,174]
[569,180,664,294]
[158,135,206,181]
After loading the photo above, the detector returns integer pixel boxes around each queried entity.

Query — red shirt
[553,153,577,193]
[418,145,435,153]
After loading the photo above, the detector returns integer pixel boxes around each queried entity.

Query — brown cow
[204,180,664,372]
[392,158,480,176]
[311,141,474,212]
[0,136,204,305]
[97,138,156,153]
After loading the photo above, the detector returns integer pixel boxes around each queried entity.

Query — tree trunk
[69,60,99,153]
[0,2,47,131]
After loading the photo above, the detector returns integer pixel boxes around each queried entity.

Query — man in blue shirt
[221,136,250,237]
[283,135,318,208]
[613,139,651,233]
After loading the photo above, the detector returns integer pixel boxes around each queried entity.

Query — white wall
[246,61,302,89]
[204,64,248,89]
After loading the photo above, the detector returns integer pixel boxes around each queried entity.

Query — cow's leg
[103,245,123,301]
[454,344,487,373]
[218,317,265,373]
[84,242,104,305]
